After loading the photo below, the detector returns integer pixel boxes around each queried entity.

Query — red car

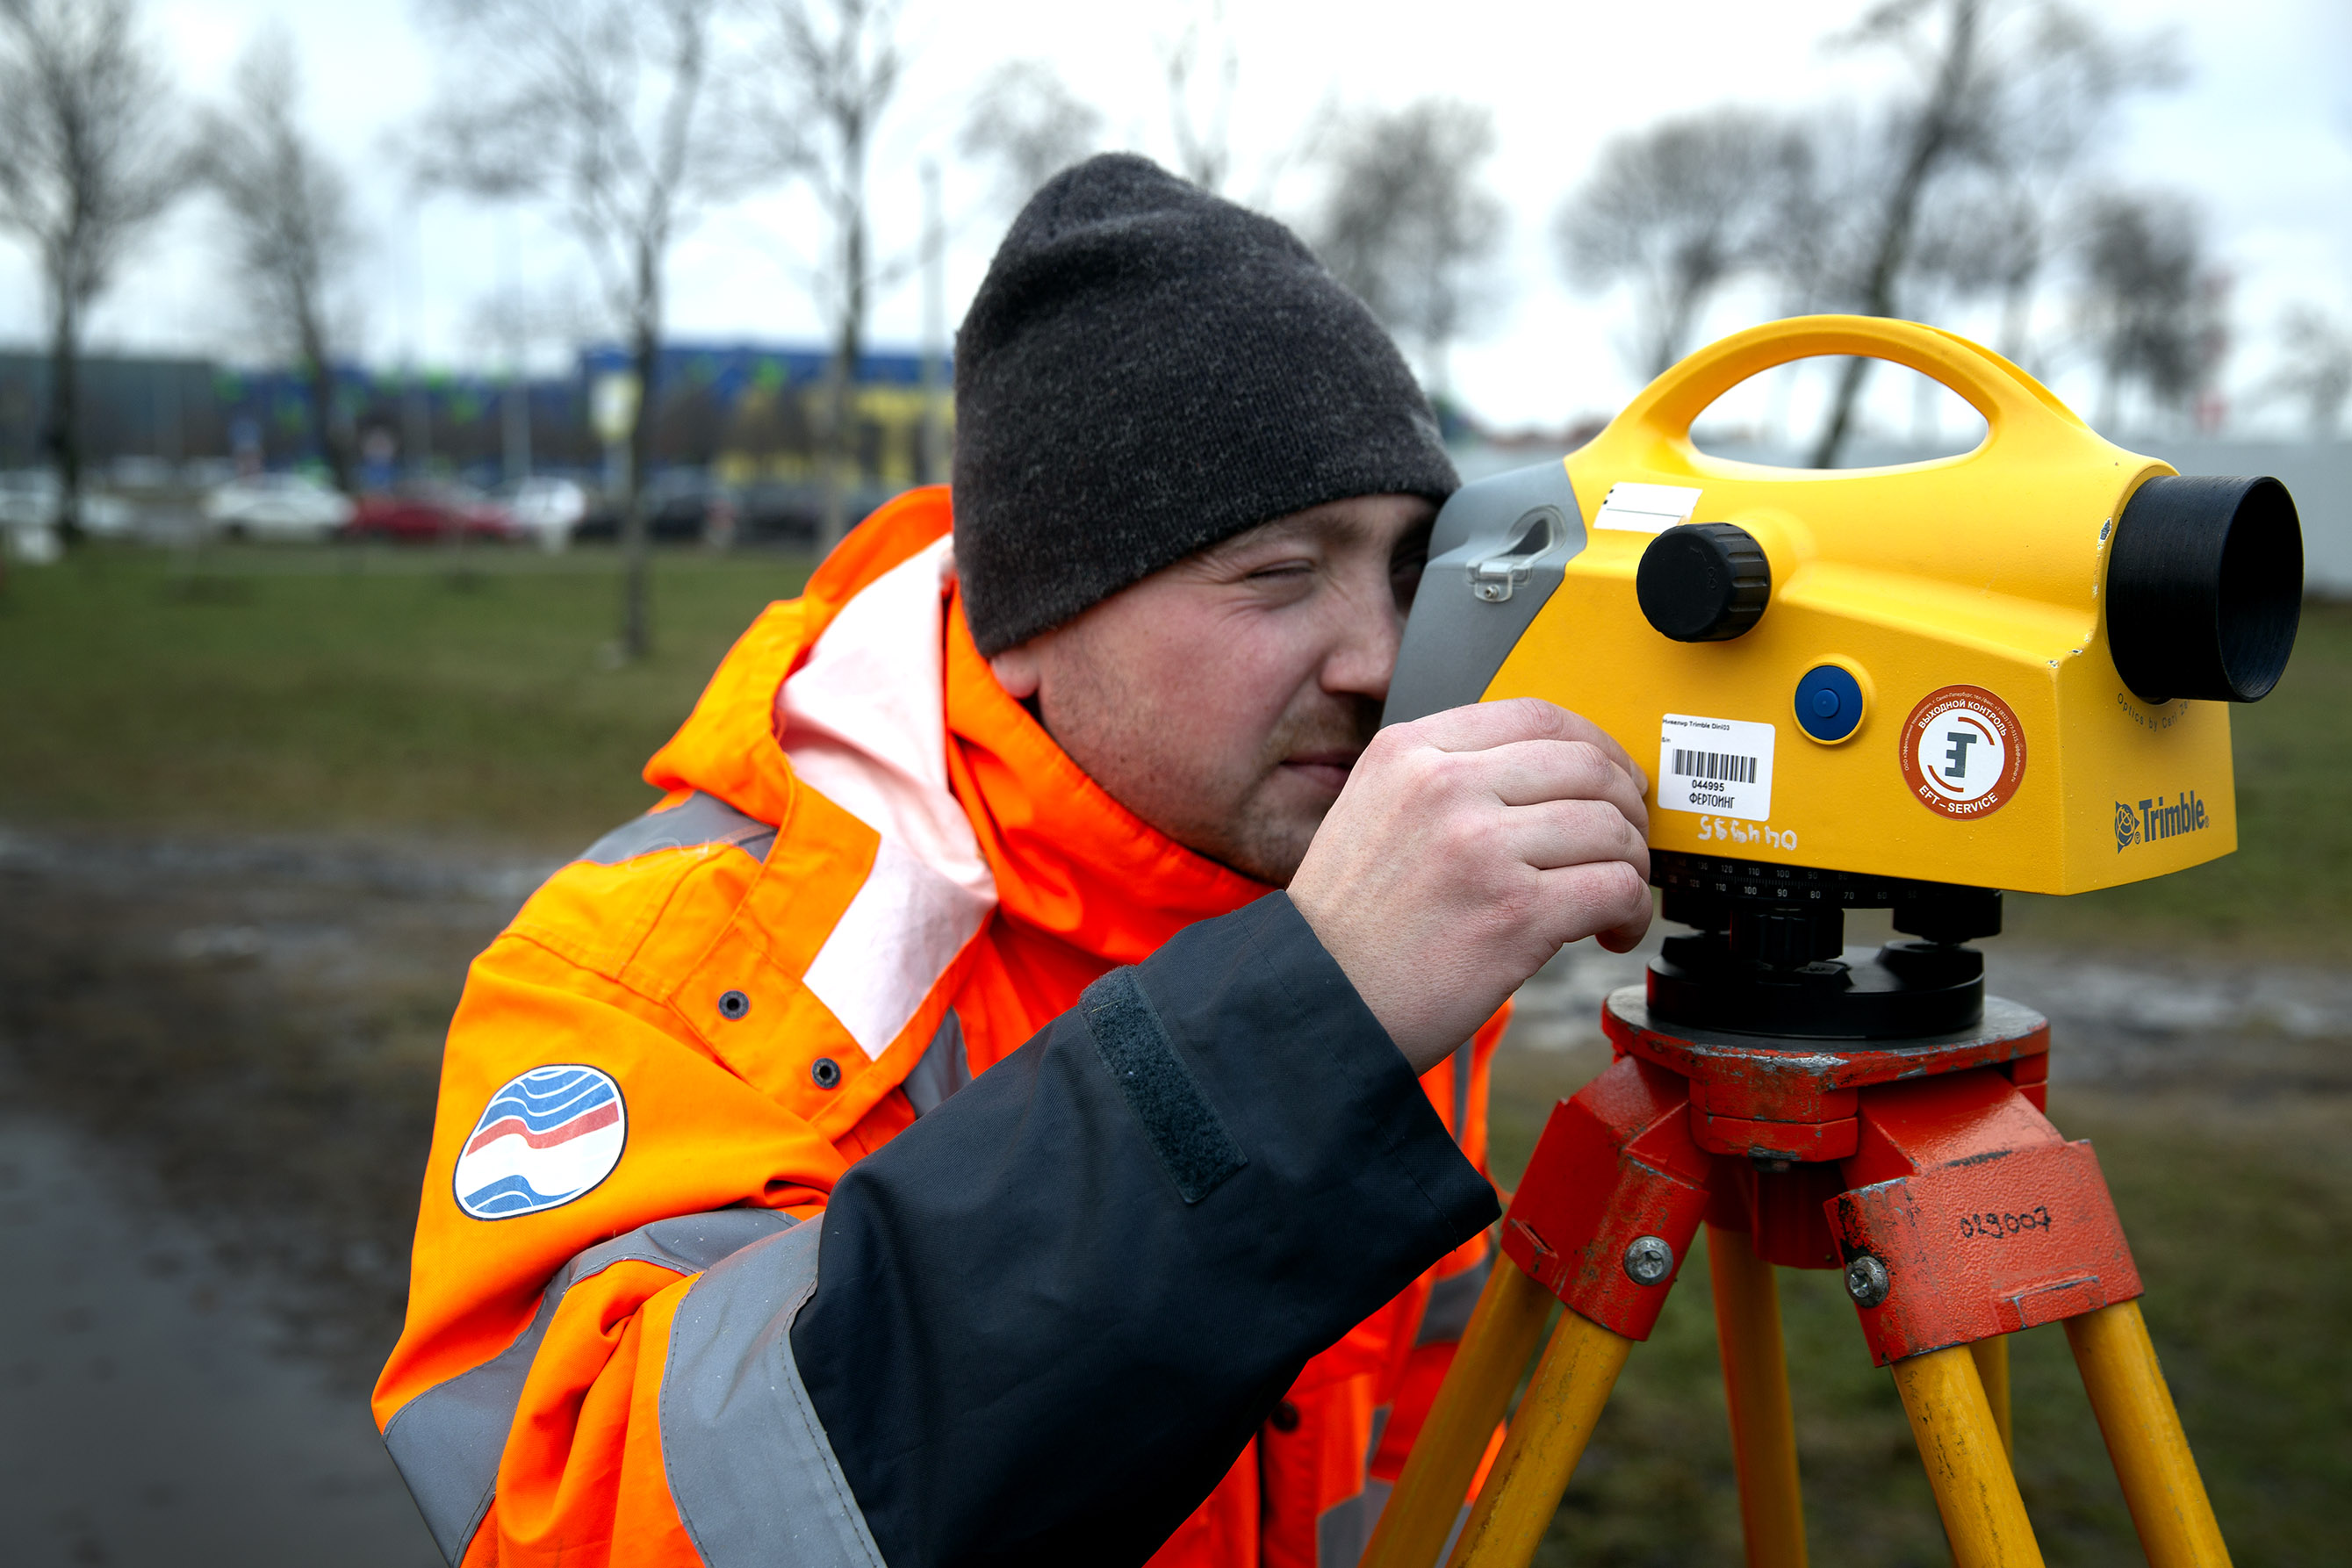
[348,482,521,543]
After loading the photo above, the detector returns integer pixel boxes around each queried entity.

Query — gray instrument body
[1381,460,1589,727]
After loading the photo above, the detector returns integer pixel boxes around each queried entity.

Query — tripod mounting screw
[1622,1235,1676,1286]
[1845,1255,1892,1308]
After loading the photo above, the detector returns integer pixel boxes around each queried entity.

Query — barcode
[1672,748,1757,784]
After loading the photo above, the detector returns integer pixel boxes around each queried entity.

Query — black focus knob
[1636,522,1770,642]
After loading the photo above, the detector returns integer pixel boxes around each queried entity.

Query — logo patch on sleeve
[454,1065,628,1219]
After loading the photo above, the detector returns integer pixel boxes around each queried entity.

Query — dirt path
[0,823,2341,1564]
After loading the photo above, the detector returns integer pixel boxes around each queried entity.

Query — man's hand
[1290,698,1652,1074]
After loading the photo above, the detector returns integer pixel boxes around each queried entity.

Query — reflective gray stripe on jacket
[662,1219,888,1568]
[902,1007,972,1117]
[579,790,777,867]
[1319,1477,1393,1568]
[381,1209,795,1564]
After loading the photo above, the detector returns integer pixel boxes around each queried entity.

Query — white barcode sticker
[1658,713,1775,822]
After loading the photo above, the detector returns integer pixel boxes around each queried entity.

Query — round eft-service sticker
[1899,685,2027,819]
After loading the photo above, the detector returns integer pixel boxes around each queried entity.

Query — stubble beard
[1208,694,1384,888]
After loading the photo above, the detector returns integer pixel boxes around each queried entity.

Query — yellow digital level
[1388,314,2303,898]
[1370,315,2302,1568]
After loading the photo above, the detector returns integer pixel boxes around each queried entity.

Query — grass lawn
[0,542,815,850]
[1491,1048,2352,1568]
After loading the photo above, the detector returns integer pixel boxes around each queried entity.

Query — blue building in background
[0,342,951,492]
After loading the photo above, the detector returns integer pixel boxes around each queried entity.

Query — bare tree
[414,0,767,658]
[1801,0,2174,465]
[1309,98,1506,399]
[1906,176,2044,359]
[759,0,901,555]
[1555,107,1813,382]
[195,30,359,493]
[0,0,179,540]
[960,59,1102,218]
[2261,305,2352,442]
[2073,188,2222,435]
[1159,0,1238,193]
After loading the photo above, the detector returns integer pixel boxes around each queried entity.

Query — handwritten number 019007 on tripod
[1960,1207,2054,1241]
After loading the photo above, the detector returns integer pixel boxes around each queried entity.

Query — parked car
[203,472,356,542]
[0,469,139,536]
[493,476,590,550]
[349,481,521,543]
[568,473,736,545]
[645,472,737,543]
[737,481,820,547]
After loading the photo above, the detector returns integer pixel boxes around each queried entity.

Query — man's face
[987,493,1436,886]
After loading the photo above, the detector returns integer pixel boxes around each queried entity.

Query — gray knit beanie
[952,153,1459,656]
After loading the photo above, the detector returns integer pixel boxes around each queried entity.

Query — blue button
[1795,665,1865,741]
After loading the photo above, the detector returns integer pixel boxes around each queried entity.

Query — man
[376,155,1651,1568]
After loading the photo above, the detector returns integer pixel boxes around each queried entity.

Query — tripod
[1363,855,2230,1568]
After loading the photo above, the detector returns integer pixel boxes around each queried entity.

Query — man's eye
[1246,561,1314,581]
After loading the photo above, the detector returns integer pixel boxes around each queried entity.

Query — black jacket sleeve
[791,891,1502,1568]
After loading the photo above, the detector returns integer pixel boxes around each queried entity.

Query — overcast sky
[3,0,2347,437]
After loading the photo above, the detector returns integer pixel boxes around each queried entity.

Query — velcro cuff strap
[1080,967,1248,1204]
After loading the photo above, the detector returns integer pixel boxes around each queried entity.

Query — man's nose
[1320,585,1406,701]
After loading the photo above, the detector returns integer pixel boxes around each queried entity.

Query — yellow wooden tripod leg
[1706,1225,1807,1568]
[1892,1344,2046,1568]
[1444,1308,1635,1568]
[1970,1336,2012,1457]
[1361,1256,1556,1568]
[2065,1300,2233,1568]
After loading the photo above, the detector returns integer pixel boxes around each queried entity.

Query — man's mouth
[1279,752,1360,793]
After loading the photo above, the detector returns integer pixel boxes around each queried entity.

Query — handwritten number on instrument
[1958,1205,2054,1241]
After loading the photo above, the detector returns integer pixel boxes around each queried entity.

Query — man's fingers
[1535,859,1654,951]
[1508,797,1652,874]
[1479,739,1651,831]
[1596,915,1652,954]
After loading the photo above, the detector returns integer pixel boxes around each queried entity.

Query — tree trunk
[504,378,532,486]
[621,263,659,659]
[818,349,846,557]
[45,274,83,545]
[1812,355,1875,469]
[819,216,867,558]
[820,121,873,561]
[295,288,354,495]
[1809,0,1980,469]
[919,162,945,487]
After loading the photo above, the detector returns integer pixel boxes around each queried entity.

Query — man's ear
[989,639,1043,700]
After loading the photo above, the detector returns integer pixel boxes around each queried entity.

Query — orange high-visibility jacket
[376,487,1505,1568]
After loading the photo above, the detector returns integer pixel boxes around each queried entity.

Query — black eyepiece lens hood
[2106,474,2302,704]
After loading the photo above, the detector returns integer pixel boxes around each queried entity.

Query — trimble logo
[2115,792,2210,852]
